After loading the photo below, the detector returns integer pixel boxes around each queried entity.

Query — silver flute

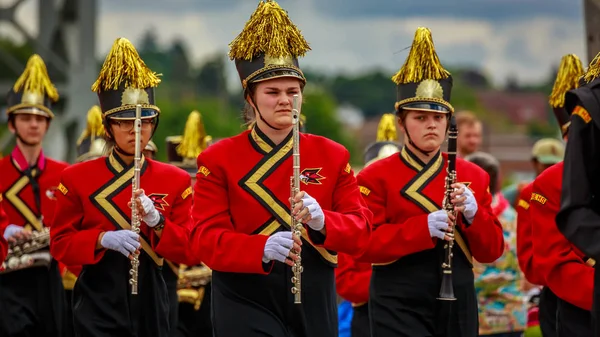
[130,104,142,295]
[290,94,303,304]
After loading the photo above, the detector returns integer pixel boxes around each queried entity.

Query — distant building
[476,90,548,125]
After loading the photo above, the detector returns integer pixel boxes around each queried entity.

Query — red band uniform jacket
[190,127,372,337]
[50,151,193,337]
[0,147,68,337]
[531,161,593,335]
[0,200,9,267]
[516,182,545,285]
[356,147,504,337]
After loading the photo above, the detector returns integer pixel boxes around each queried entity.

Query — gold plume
[77,105,105,145]
[13,54,59,102]
[584,51,600,84]
[228,0,310,61]
[376,113,398,141]
[176,110,212,159]
[549,54,584,108]
[392,27,450,84]
[92,37,161,92]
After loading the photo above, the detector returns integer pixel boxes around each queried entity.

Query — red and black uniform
[335,253,371,337]
[534,161,593,335]
[190,126,372,337]
[516,181,558,337]
[555,80,600,336]
[0,147,68,337]
[50,151,193,337]
[356,146,504,337]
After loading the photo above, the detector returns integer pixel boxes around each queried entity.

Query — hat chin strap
[15,131,41,147]
[114,144,134,157]
[250,96,283,131]
[405,129,433,156]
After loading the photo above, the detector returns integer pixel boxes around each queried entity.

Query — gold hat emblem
[264,55,294,67]
[121,87,149,105]
[21,90,45,105]
[415,79,444,99]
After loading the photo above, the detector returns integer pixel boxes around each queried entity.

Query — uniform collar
[249,125,293,154]
[11,146,46,172]
[400,146,441,172]
[107,149,146,174]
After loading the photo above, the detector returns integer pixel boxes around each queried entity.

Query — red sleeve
[307,151,372,257]
[355,169,435,263]
[461,171,505,263]
[335,252,371,304]
[190,153,270,274]
[153,175,194,265]
[50,172,106,266]
[515,183,543,285]
[0,202,7,263]
[531,168,593,311]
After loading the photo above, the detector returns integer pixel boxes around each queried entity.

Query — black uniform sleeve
[556,105,600,259]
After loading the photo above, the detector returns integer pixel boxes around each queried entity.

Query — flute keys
[291,287,299,294]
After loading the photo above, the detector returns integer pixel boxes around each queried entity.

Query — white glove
[454,183,478,223]
[262,231,294,264]
[3,224,24,240]
[100,230,141,258]
[139,192,161,227]
[301,192,325,231]
[428,210,449,240]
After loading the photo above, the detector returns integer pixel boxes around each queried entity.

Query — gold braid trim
[549,54,584,108]
[394,97,454,114]
[392,27,450,85]
[92,37,161,92]
[228,0,310,61]
[12,54,59,102]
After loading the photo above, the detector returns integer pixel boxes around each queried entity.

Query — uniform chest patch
[300,168,325,185]
[148,193,170,211]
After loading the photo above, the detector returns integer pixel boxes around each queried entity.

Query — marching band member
[555,52,600,335]
[189,1,371,336]
[521,54,582,337]
[532,55,591,336]
[335,113,400,337]
[356,27,504,337]
[165,110,213,337]
[0,54,68,337]
[144,140,158,159]
[50,37,194,337]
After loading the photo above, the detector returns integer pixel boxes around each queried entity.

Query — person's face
[9,113,49,145]
[109,118,154,154]
[249,77,303,130]
[400,110,448,152]
[533,160,554,176]
[458,122,482,155]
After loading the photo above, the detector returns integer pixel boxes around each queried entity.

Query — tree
[195,53,228,97]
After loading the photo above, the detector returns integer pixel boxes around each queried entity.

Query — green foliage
[303,88,359,164]
[526,118,558,139]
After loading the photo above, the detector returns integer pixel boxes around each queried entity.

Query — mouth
[424,133,437,138]
[276,110,292,114]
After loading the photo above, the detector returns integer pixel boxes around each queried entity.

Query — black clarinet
[438,115,458,301]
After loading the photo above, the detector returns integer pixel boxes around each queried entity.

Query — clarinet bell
[437,272,456,301]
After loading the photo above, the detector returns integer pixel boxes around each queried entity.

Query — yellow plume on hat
[392,27,450,85]
[549,54,584,108]
[584,52,600,84]
[13,54,59,102]
[77,105,105,145]
[376,113,397,141]
[228,0,310,61]
[176,110,212,159]
[92,37,161,92]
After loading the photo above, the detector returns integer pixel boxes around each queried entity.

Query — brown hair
[455,110,481,128]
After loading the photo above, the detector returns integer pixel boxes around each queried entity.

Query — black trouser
[351,303,370,337]
[64,289,75,337]
[538,287,558,337]
[556,297,592,336]
[0,259,65,337]
[164,267,179,336]
[172,283,213,337]
[72,250,169,337]
[211,244,337,337]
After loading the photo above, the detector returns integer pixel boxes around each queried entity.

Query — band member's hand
[3,224,32,243]
[131,189,161,227]
[262,231,302,267]
[450,183,478,223]
[291,191,325,231]
[100,230,141,259]
[427,210,453,241]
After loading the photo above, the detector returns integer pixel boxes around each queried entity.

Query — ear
[245,93,257,110]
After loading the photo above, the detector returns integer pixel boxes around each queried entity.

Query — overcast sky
[5,0,588,90]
